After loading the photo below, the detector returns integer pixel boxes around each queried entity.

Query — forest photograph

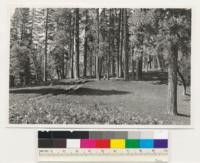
[9,8,191,125]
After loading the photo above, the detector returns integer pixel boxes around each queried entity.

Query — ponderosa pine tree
[154,9,191,115]
[96,8,100,80]
[83,9,89,78]
[10,8,32,85]
[123,9,129,81]
[74,9,80,79]
[118,9,123,78]
[43,8,49,82]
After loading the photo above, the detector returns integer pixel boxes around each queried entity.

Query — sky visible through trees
[9,8,191,120]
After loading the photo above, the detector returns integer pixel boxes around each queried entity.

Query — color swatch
[110,139,125,148]
[38,131,168,149]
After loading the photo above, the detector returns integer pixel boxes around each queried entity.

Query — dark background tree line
[10,8,191,115]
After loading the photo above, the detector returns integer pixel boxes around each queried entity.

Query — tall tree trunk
[116,9,121,78]
[83,9,88,78]
[156,55,161,70]
[89,48,93,77]
[68,13,72,78]
[30,9,34,46]
[61,53,65,79]
[70,13,74,78]
[96,9,100,80]
[148,55,152,71]
[106,54,110,80]
[136,55,143,80]
[177,66,187,96]
[99,57,103,78]
[111,57,115,77]
[107,9,113,80]
[132,60,135,80]
[111,9,115,77]
[96,54,100,80]
[74,9,79,79]
[123,9,129,81]
[64,19,68,78]
[131,46,135,80]
[71,50,74,78]
[30,9,39,81]
[167,43,178,115]
[43,8,49,82]
[94,49,96,77]
[119,9,123,78]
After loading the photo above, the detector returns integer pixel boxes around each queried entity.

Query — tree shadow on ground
[70,87,130,96]
[142,71,168,85]
[10,79,93,89]
[52,79,92,86]
[176,113,190,118]
[10,87,130,96]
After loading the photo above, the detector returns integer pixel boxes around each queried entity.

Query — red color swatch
[95,139,110,148]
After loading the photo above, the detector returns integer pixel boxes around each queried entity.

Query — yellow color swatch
[110,139,125,148]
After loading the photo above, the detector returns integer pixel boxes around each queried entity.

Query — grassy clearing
[9,73,190,125]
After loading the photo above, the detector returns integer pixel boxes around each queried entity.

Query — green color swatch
[125,139,140,148]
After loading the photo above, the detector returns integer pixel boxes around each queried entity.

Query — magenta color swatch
[80,139,96,148]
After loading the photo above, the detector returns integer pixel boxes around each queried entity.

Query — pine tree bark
[116,9,120,78]
[43,8,49,82]
[74,9,80,79]
[68,13,72,78]
[119,9,123,78]
[177,66,187,96]
[132,60,135,80]
[136,54,143,80]
[111,57,115,77]
[156,55,161,70]
[94,51,96,77]
[70,13,74,78]
[61,52,65,79]
[131,46,135,80]
[96,9,100,80]
[83,9,88,78]
[89,48,93,77]
[107,9,113,80]
[111,9,115,77]
[123,9,129,81]
[96,56,100,80]
[30,9,39,81]
[167,43,178,115]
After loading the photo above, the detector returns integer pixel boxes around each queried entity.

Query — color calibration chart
[38,130,168,162]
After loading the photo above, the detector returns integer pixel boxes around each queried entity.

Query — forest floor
[9,71,191,125]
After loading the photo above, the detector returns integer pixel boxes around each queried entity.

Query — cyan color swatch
[139,139,154,148]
